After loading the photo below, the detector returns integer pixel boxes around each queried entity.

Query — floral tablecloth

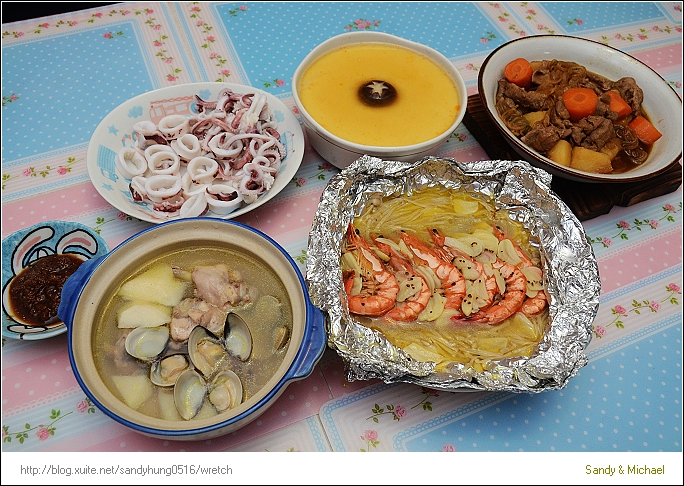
[2,1,682,473]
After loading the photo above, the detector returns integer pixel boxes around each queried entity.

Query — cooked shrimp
[399,231,466,311]
[457,259,526,325]
[374,238,431,322]
[493,226,548,316]
[429,228,497,314]
[342,224,399,317]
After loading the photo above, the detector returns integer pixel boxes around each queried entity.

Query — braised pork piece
[496,59,660,174]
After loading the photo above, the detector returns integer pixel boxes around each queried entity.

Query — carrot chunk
[628,115,662,144]
[504,58,533,88]
[562,87,598,122]
[605,90,632,119]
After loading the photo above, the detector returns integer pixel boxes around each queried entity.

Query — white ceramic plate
[478,35,682,183]
[87,83,304,223]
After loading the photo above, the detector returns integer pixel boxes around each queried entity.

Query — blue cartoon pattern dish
[2,221,109,340]
[86,82,305,224]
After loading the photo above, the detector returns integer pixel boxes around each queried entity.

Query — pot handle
[58,256,105,330]
[287,304,327,380]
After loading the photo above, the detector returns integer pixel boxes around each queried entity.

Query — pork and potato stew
[496,58,662,174]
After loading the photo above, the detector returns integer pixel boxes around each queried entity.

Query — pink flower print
[498,17,508,23]
[602,238,612,247]
[480,38,489,44]
[77,400,88,413]
[664,204,676,212]
[297,177,306,186]
[165,59,173,64]
[676,26,682,33]
[649,219,659,229]
[527,9,536,14]
[614,305,628,317]
[220,69,231,76]
[57,167,67,175]
[618,220,630,229]
[537,24,544,30]
[153,25,161,31]
[362,429,378,441]
[637,34,646,40]
[395,405,406,418]
[36,426,50,441]
[239,5,247,11]
[22,168,32,177]
[465,64,473,71]
[615,34,623,40]
[117,212,127,220]
[197,20,205,26]
[146,9,153,14]
[443,444,456,452]
[276,79,284,87]
[17,32,24,37]
[93,12,102,18]
[209,52,218,59]
[595,325,606,337]
[321,162,333,170]
[652,26,659,32]
[103,32,112,39]
[667,283,681,294]
[345,25,352,31]
[122,10,131,15]
[649,301,660,312]
[167,75,177,82]
[576,19,583,25]
[10,94,17,101]
[154,40,162,47]
[292,106,300,114]
[191,6,200,12]
[39,23,49,28]
[206,36,215,42]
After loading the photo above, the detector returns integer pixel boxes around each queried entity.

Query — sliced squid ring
[180,171,209,197]
[187,156,219,184]
[179,191,209,218]
[158,114,190,140]
[145,174,182,202]
[147,149,181,176]
[116,147,148,179]
[170,133,202,161]
[206,183,244,215]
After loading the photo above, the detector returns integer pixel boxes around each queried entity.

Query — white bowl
[478,35,682,183]
[292,32,468,169]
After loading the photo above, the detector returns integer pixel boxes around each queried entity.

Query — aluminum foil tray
[306,156,600,392]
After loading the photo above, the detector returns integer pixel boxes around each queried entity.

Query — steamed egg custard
[297,42,461,147]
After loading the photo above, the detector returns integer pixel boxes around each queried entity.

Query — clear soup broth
[92,246,293,422]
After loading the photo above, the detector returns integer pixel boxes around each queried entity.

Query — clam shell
[173,369,206,420]
[188,326,227,377]
[208,370,243,412]
[150,353,192,387]
[224,313,252,362]
[124,325,169,361]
